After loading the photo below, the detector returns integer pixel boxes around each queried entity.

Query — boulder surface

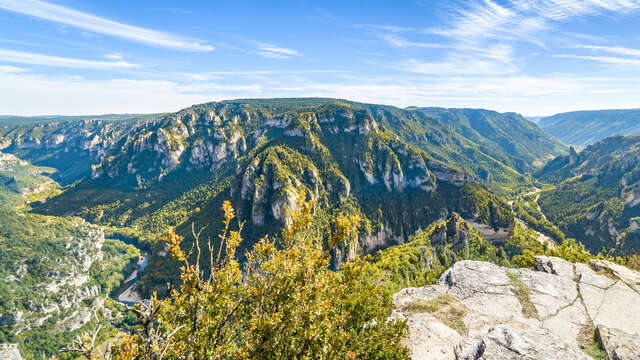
[392,257,640,359]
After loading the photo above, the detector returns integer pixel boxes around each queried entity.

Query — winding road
[513,187,556,246]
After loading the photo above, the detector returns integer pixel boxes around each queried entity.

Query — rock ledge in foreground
[392,257,640,359]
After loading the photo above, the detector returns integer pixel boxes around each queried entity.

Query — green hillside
[539,109,640,146]
[0,98,566,299]
[536,135,640,253]
[365,213,508,293]
[417,108,566,172]
[0,115,153,184]
[0,151,139,358]
[0,99,611,358]
[30,99,522,296]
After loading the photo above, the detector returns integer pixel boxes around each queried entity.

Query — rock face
[0,344,22,360]
[536,135,640,253]
[1,118,143,184]
[1,220,108,334]
[392,257,640,359]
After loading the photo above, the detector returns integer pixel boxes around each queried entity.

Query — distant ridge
[0,113,165,126]
[539,108,640,146]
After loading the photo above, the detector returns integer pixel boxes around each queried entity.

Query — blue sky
[1,0,640,116]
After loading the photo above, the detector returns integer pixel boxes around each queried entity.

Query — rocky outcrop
[0,151,59,204]
[2,222,107,334]
[393,257,640,359]
[468,221,511,243]
[0,213,138,340]
[625,188,640,208]
[1,119,142,184]
[597,325,640,360]
[536,136,640,251]
[231,146,324,227]
[0,344,22,360]
[354,141,439,192]
[88,109,251,186]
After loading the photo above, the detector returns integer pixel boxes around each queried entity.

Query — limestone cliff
[536,135,640,253]
[0,118,144,184]
[38,100,514,263]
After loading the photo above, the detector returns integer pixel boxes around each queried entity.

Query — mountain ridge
[11,98,558,296]
[0,97,564,299]
[540,109,640,146]
[536,135,640,253]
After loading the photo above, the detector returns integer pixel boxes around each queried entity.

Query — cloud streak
[5,70,639,116]
[372,0,640,77]
[0,64,28,73]
[556,44,640,66]
[555,54,640,66]
[574,44,640,57]
[255,43,301,59]
[0,0,214,51]
[376,33,444,49]
[0,49,139,69]
[434,0,640,45]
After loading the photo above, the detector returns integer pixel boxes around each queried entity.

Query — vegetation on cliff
[68,196,410,359]
[536,136,640,253]
[25,100,521,296]
[364,213,508,293]
[539,109,640,146]
[0,152,139,358]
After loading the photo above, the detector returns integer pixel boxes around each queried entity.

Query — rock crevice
[393,257,640,359]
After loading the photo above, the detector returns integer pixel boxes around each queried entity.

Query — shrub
[70,194,409,359]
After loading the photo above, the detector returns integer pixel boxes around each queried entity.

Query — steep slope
[536,136,640,252]
[393,257,640,359]
[365,213,508,293]
[34,99,520,295]
[416,108,566,172]
[0,152,59,208]
[540,109,640,146]
[0,151,139,358]
[357,106,566,196]
[0,115,154,184]
[0,100,566,196]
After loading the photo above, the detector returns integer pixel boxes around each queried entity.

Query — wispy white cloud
[355,24,444,49]
[105,53,124,60]
[0,0,214,51]
[555,54,640,66]
[376,33,444,49]
[255,43,301,59]
[555,44,640,66]
[431,0,526,42]
[0,64,28,73]
[391,41,517,77]
[400,55,517,76]
[574,44,640,57]
[512,0,640,20]
[354,24,416,33]
[0,49,139,69]
[434,0,640,45]
[377,0,640,77]
[0,37,60,48]
[175,70,351,82]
